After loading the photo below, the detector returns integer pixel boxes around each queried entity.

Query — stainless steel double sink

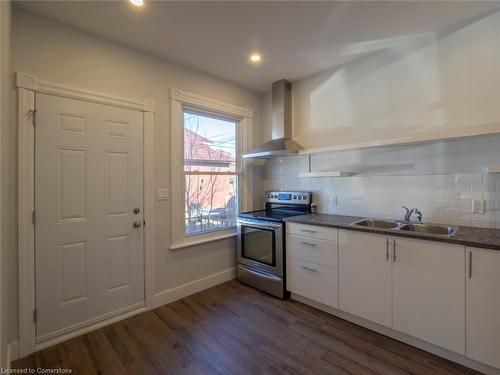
[350,218,457,237]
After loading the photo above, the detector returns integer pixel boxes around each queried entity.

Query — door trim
[16,72,155,357]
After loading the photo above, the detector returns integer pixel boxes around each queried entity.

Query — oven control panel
[265,191,312,205]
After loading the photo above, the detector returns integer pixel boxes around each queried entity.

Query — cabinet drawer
[287,223,337,241]
[287,257,338,308]
[287,234,338,267]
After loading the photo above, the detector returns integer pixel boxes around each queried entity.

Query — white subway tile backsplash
[264,160,494,228]
[439,207,461,218]
[450,199,471,209]
[410,184,430,193]
[471,219,496,228]
[439,174,459,183]
[370,176,402,184]
[429,183,451,192]
[450,183,471,192]
[402,176,419,184]
[484,200,496,210]
[460,192,483,200]
[459,173,483,183]
[419,175,440,184]
[471,182,495,192]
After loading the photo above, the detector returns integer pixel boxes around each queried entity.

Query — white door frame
[16,72,155,357]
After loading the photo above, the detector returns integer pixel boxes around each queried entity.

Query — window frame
[170,88,253,250]
[182,109,239,237]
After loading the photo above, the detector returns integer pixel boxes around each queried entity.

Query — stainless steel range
[237,191,312,298]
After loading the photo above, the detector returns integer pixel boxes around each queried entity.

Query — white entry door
[35,93,145,342]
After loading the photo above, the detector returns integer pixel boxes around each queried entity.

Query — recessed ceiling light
[249,53,262,63]
[129,0,144,7]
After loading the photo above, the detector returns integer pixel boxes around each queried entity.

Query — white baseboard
[6,341,19,368]
[291,293,500,375]
[152,267,236,309]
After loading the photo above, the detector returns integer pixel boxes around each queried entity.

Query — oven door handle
[237,218,282,230]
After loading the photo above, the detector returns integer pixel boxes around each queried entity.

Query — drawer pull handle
[301,229,317,234]
[301,266,318,273]
[469,251,472,279]
[301,241,317,247]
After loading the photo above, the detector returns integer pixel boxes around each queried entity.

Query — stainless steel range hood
[243,79,303,159]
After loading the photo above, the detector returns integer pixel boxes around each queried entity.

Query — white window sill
[169,231,237,251]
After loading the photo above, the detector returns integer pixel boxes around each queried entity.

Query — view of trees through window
[184,111,238,235]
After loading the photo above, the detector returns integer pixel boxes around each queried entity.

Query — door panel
[392,238,465,354]
[35,93,144,341]
[338,230,392,327]
[56,148,87,222]
[105,151,129,216]
[466,247,500,369]
[58,240,88,305]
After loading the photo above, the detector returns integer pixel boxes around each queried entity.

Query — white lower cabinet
[338,230,392,327]
[287,257,338,307]
[286,224,338,307]
[287,224,500,371]
[392,237,465,354]
[466,247,500,369]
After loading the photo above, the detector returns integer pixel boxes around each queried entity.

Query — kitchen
[2,1,500,374]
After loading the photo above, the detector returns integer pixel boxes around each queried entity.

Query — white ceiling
[15,1,500,93]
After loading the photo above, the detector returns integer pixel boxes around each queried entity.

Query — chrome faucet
[402,206,423,223]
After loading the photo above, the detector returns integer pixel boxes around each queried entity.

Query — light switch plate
[157,188,169,201]
[472,199,484,214]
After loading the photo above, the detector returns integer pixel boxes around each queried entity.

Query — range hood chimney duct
[242,79,303,158]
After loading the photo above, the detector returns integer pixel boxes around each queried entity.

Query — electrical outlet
[472,199,484,214]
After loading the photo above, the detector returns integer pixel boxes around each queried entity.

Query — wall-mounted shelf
[298,171,353,178]
[298,123,500,156]
[298,154,353,178]
[487,166,500,174]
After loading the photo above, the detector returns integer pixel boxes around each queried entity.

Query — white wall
[261,10,500,229]
[8,7,263,346]
[0,0,11,366]
[282,10,500,149]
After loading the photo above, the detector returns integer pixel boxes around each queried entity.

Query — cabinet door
[338,230,392,327]
[466,247,500,369]
[287,257,338,308]
[392,238,465,354]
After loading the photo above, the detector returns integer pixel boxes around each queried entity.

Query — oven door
[237,218,283,276]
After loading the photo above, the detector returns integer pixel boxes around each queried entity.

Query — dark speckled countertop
[284,213,500,251]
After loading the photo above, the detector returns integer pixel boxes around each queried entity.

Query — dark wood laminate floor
[14,280,480,375]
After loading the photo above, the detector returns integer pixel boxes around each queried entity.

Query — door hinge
[32,210,36,224]
[31,109,37,127]
[33,309,38,323]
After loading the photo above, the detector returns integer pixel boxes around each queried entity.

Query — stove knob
[293,195,297,199]
[302,195,307,200]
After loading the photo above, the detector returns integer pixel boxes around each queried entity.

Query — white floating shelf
[487,165,500,174]
[298,171,353,178]
[298,123,500,156]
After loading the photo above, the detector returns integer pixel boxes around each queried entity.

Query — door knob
[133,220,142,228]
[133,208,141,214]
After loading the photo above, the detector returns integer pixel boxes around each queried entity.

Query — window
[183,111,238,235]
